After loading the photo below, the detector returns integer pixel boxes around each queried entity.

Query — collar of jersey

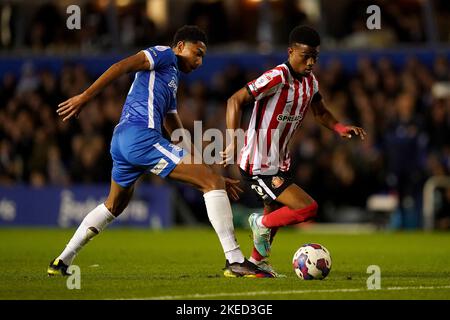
[285,61,304,81]
[174,54,181,74]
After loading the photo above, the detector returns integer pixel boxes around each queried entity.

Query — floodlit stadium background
[0,0,449,231]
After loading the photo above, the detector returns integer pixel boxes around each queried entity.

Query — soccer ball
[292,243,332,280]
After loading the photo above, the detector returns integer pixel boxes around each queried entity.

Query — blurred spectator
[433,0,450,43]
[383,93,426,228]
[435,186,450,230]
[272,0,310,46]
[186,0,229,45]
[16,62,40,95]
[26,2,64,51]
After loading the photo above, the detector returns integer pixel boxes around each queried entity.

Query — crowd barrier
[0,184,173,228]
[1,47,449,84]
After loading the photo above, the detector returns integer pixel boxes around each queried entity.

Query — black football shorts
[240,169,294,204]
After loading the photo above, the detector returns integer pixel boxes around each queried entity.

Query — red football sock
[261,202,318,228]
[251,246,265,261]
[250,227,280,262]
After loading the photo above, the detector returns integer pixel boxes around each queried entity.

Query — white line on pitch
[121,285,450,300]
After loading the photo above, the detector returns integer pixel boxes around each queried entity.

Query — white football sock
[203,190,245,264]
[57,203,115,265]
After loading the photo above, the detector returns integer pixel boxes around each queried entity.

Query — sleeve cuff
[246,84,256,100]
[142,50,154,70]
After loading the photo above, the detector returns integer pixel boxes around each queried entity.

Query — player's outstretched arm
[310,94,366,140]
[57,51,150,121]
[220,87,254,167]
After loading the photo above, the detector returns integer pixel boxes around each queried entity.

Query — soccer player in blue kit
[48,26,273,278]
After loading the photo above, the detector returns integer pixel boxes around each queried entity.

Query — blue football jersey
[120,46,179,132]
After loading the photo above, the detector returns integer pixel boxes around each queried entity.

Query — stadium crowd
[0,53,449,228]
[1,0,449,52]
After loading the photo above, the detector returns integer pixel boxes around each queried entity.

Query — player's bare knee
[308,201,318,216]
[265,202,283,214]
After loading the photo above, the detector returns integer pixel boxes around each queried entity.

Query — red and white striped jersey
[239,62,319,175]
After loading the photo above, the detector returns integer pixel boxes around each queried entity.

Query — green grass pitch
[1,227,450,300]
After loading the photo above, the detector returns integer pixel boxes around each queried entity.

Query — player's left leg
[262,183,318,227]
[168,162,273,278]
[249,183,317,259]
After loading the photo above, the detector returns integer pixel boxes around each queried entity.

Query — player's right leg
[248,202,280,261]
[47,180,134,276]
[244,173,318,277]
[249,183,317,249]
[248,202,282,275]
[247,202,288,277]
[248,183,317,263]
[48,123,139,276]
[168,162,274,278]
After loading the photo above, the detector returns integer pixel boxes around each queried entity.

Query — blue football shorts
[110,123,187,188]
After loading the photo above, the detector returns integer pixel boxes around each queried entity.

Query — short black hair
[172,25,208,47]
[289,25,320,47]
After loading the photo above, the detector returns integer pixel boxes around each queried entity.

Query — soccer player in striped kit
[221,26,367,276]
[49,26,273,278]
